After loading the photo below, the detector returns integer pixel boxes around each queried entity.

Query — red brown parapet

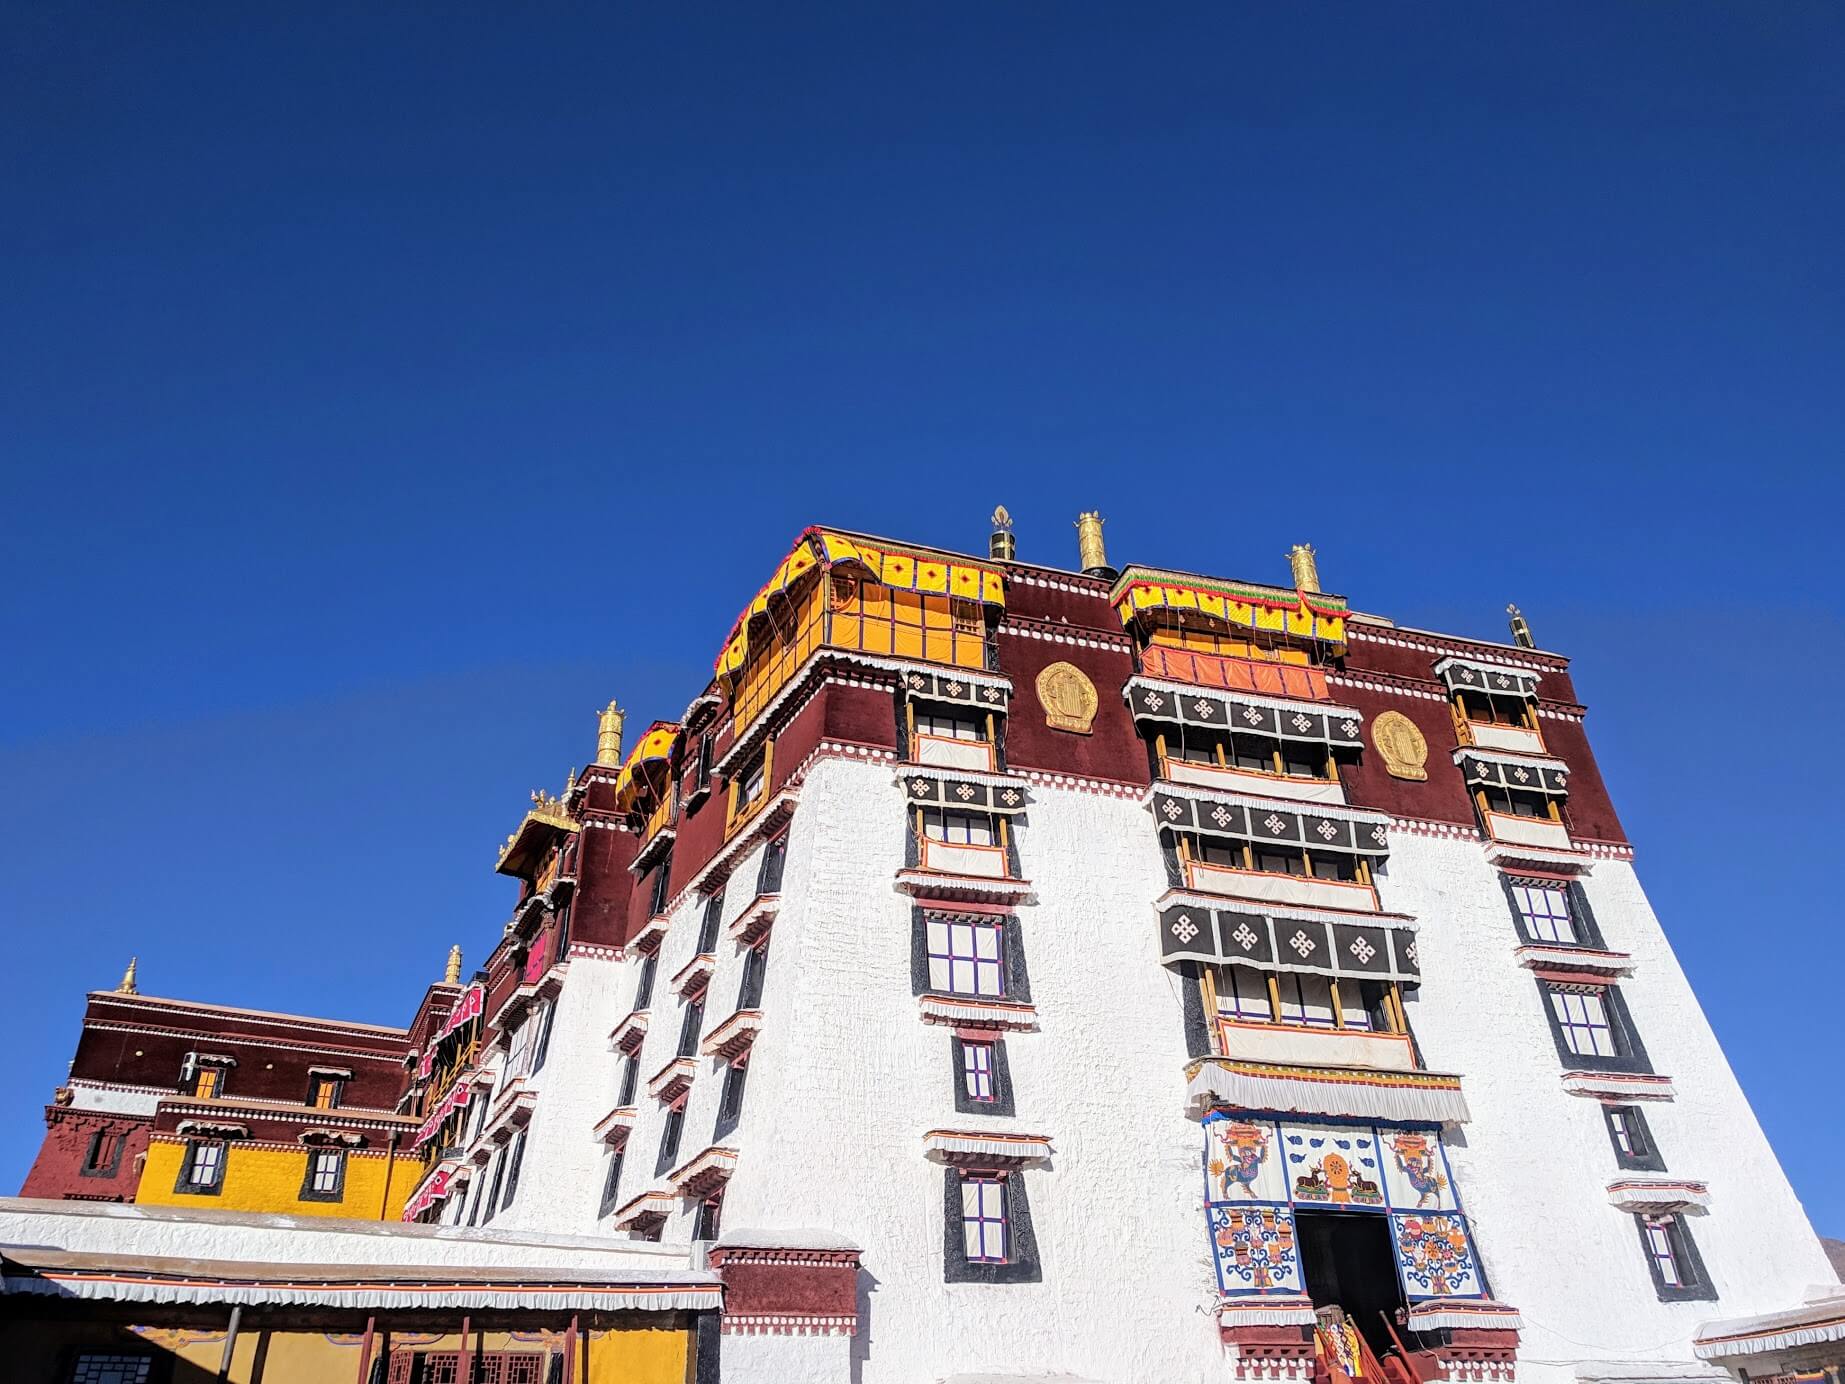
[707,1230,861,1337]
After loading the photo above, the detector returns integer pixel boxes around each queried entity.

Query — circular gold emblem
[1372,710,1429,781]
[1035,661,1099,735]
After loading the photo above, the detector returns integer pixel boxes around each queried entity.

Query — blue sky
[2,6,1840,1236]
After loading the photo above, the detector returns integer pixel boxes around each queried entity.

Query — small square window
[301,1148,346,1202]
[1635,1212,1715,1301]
[1513,884,1578,945]
[1604,1104,1666,1172]
[962,1043,995,1102]
[961,1176,1008,1262]
[176,1140,225,1195]
[927,920,1005,997]
[1549,987,1617,1058]
[310,1077,343,1110]
[192,1066,223,1100]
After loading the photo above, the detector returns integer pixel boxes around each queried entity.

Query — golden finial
[596,700,626,766]
[1288,543,1320,594]
[117,957,139,995]
[1075,511,1110,576]
[444,945,463,986]
[989,505,1016,561]
[1507,604,1535,649]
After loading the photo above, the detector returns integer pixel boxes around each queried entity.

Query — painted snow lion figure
[1209,1121,1271,1200]
[1389,1133,1447,1208]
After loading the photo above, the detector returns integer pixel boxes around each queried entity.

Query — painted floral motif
[1393,1214,1481,1297]
[1209,1204,1301,1293]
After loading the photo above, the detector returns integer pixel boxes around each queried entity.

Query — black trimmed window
[943,1168,1041,1283]
[714,1059,749,1141]
[655,1099,686,1176]
[695,889,725,954]
[599,1147,626,1217]
[618,1054,640,1107]
[308,1076,345,1110]
[480,1147,508,1224]
[175,1140,226,1195]
[634,952,659,1010]
[1538,981,1652,1073]
[186,1057,232,1100]
[81,1130,127,1179]
[648,854,674,917]
[757,831,788,894]
[1605,1105,1666,1172]
[694,1191,724,1241]
[1635,1213,1716,1301]
[912,909,1031,1002]
[1502,876,1606,949]
[951,1037,1014,1116]
[501,1129,528,1210]
[737,939,769,1010]
[299,1148,346,1202]
[676,997,705,1057]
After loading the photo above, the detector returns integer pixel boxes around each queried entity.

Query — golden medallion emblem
[1372,710,1429,781]
[1035,661,1099,735]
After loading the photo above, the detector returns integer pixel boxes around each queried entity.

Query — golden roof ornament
[117,957,138,995]
[1288,543,1320,594]
[989,505,1016,561]
[444,945,463,986]
[1507,604,1535,649]
[596,700,626,767]
[1075,511,1111,577]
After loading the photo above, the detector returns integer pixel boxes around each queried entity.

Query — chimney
[1507,604,1535,649]
[1287,544,1320,594]
[444,945,463,986]
[1075,511,1115,580]
[989,506,1016,561]
[596,700,626,766]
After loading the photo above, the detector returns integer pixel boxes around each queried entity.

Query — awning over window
[1152,789,1391,857]
[1159,902,1419,983]
[1435,658,1539,700]
[1457,751,1568,797]
[898,667,1010,712]
[716,528,1007,679]
[904,769,1028,815]
[1127,677,1363,750]
[1111,566,1347,645]
[613,721,680,809]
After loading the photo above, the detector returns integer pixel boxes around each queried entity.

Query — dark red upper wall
[66,994,409,1110]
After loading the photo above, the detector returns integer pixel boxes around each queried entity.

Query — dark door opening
[1295,1209,1407,1358]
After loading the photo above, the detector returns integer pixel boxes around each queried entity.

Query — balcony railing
[1483,812,1572,850]
[1159,755,1343,805]
[1184,859,1378,913]
[1217,1019,1417,1073]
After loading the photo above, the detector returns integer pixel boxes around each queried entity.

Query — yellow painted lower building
[136,1136,424,1222]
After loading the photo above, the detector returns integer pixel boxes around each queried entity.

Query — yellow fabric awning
[613,721,680,809]
[716,528,1006,680]
[1112,573,1347,645]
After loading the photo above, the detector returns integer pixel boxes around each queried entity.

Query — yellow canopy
[613,721,680,809]
[716,528,1006,680]
[1112,572,1347,645]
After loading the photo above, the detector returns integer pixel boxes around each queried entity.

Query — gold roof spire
[1075,511,1110,576]
[596,700,626,767]
[444,945,463,986]
[116,957,138,995]
[1288,543,1321,594]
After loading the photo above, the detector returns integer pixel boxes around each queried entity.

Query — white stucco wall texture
[542,753,1826,1384]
